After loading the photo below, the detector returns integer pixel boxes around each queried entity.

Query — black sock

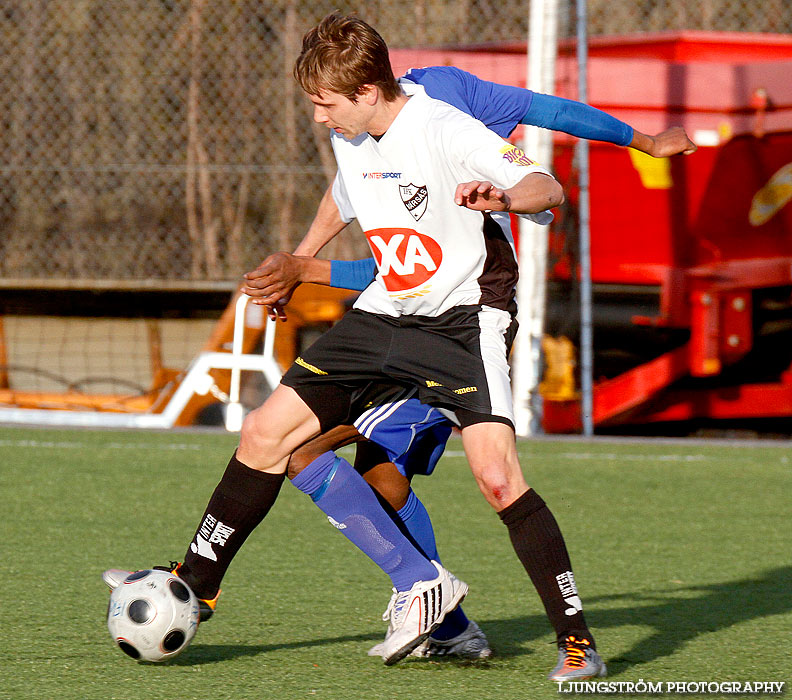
[179,451,284,599]
[498,489,594,648]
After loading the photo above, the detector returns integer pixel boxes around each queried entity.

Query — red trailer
[390,33,792,432]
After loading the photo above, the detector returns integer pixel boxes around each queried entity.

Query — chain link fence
[1,0,789,286]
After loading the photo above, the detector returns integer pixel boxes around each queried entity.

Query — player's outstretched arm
[243,254,376,312]
[454,173,563,214]
[522,91,697,157]
[407,67,697,158]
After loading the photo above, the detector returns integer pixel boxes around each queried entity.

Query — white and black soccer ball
[107,569,200,662]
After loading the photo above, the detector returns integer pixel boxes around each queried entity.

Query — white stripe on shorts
[354,387,417,438]
[477,305,515,424]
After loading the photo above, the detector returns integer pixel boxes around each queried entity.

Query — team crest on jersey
[365,227,442,292]
[399,183,429,221]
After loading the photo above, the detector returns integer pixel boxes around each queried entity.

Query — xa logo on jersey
[399,183,429,221]
[366,227,442,292]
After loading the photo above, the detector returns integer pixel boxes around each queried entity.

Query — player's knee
[238,413,266,450]
[363,465,410,511]
[472,463,528,510]
[237,413,287,470]
[475,476,513,509]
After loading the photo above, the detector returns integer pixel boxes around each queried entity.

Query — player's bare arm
[293,184,348,257]
[454,173,563,213]
[630,126,697,157]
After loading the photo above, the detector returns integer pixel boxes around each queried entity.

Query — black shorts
[281,306,518,432]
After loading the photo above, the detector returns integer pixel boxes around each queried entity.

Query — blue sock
[397,490,470,640]
[291,452,437,591]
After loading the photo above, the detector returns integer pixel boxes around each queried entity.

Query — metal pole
[576,0,594,436]
[513,0,558,436]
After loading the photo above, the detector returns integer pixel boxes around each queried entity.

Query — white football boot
[378,561,468,665]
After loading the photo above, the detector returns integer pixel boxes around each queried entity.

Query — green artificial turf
[1,427,790,699]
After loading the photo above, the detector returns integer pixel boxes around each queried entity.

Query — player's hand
[648,127,697,157]
[242,252,303,320]
[454,180,511,212]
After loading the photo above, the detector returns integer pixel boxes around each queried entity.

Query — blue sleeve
[330,258,377,291]
[404,66,634,146]
[523,92,633,146]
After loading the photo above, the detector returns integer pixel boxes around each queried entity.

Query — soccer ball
[107,569,200,662]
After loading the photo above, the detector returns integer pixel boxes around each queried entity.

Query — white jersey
[331,84,554,318]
